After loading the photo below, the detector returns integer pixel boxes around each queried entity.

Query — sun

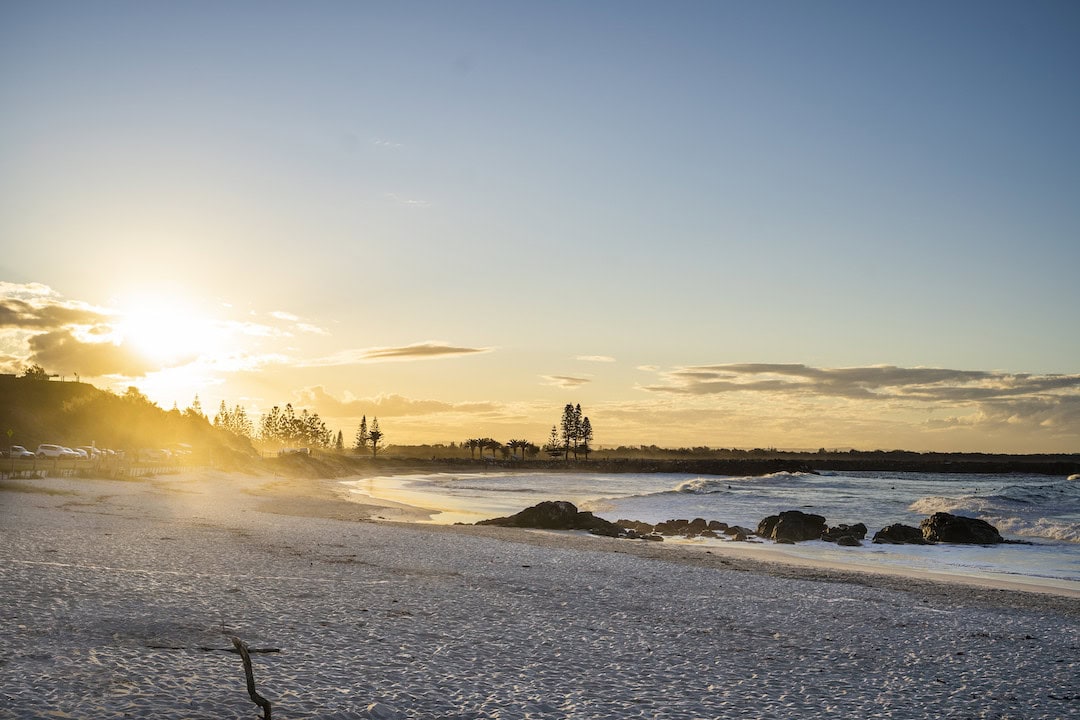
[115,293,222,365]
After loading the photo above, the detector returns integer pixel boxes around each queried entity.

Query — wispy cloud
[542,375,592,389]
[296,386,502,418]
[576,355,615,363]
[265,311,329,336]
[304,342,492,367]
[372,138,403,149]
[642,363,1080,441]
[644,363,1080,402]
[384,192,429,208]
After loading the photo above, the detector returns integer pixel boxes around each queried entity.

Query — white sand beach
[2,469,1078,719]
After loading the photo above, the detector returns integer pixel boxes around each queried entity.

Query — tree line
[204,396,596,462]
[548,403,593,460]
[204,397,385,457]
[461,403,594,462]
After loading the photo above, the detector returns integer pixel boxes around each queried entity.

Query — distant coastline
[267,451,1080,480]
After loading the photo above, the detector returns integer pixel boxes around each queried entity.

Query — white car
[7,445,35,459]
[76,446,101,460]
[36,444,79,459]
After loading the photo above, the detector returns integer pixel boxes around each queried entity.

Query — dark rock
[729,530,748,542]
[822,523,868,542]
[872,524,931,545]
[835,535,862,547]
[708,520,729,531]
[723,526,753,537]
[654,519,690,535]
[698,529,719,539]
[920,512,1003,544]
[616,519,654,535]
[687,518,708,533]
[641,534,664,542]
[758,511,827,543]
[477,501,621,536]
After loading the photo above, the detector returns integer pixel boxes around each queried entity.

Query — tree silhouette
[355,416,368,454]
[186,394,205,420]
[544,425,562,459]
[580,416,593,460]
[507,438,528,460]
[215,401,254,439]
[464,438,482,459]
[560,404,579,460]
[482,438,502,459]
[21,364,50,381]
[367,417,383,457]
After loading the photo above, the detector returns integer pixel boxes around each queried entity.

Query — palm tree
[507,439,527,460]
[463,438,480,459]
[482,438,502,460]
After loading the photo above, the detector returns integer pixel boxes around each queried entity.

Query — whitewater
[344,470,1080,593]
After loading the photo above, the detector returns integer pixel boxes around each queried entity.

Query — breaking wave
[675,471,813,494]
[909,480,1080,543]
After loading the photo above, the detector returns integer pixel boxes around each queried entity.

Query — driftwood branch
[231,635,272,720]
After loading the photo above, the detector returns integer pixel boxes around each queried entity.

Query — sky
[2,1,1079,453]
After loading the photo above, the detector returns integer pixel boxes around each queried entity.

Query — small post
[231,636,272,719]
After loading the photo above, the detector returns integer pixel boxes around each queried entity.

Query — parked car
[75,446,101,460]
[6,445,35,459]
[36,444,79,459]
[137,448,171,462]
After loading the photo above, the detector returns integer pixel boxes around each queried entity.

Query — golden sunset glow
[114,294,221,366]
[2,3,1078,453]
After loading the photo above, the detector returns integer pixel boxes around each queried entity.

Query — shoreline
[6,469,1078,607]
[3,469,1079,718]
[265,469,1080,606]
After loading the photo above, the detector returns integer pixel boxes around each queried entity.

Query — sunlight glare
[116,294,222,365]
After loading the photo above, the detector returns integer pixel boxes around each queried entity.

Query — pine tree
[187,394,205,420]
[545,425,562,459]
[355,416,369,453]
[368,417,383,457]
[560,404,577,460]
[260,406,282,443]
[573,404,583,459]
[335,430,344,451]
[580,417,593,460]
[231,404,253,439]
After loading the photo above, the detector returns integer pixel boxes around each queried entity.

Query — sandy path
[1,471,1077,719]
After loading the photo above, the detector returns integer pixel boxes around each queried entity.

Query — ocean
[342,470,1080,593]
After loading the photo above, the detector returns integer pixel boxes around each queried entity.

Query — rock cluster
[872,524,931,545]
[613,517,757,542]
[475,503,1008,550]
[476,501,622,537]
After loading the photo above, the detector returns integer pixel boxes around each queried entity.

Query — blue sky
[2,1,1078,451]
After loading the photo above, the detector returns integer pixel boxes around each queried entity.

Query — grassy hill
[0,375,257,467]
